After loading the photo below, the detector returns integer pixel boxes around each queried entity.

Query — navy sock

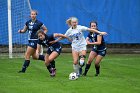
[38,55,45,61]
[50,60,55,68]
[84,64,91,75]
[47,64,52,73]
[21,60,30,72]
[95,65,100,74]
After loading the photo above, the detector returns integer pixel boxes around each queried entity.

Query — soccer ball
[69,72,78,80]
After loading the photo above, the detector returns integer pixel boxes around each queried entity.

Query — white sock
[73,64,80,75]
[79,59,84,66]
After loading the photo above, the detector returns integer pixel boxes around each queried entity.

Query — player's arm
[49,34,67,44]
[18,25,28,33]
[36,44,41,54]
[87,28,107,35]
[54,33,72,42]
[42,25,48,34]
[49,33,71,44]
[86,37,92,45]
[54,33,65,43]
[53,33,67,38]
[86,35,102,45]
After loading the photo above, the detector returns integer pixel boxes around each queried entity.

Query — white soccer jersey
[65,25,88,48]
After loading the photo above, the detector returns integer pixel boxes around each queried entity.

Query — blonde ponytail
[66,17,78,27]
[66,18,72,27]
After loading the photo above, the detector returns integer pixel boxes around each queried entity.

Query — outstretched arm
[87,28,107,35]
[54,33,72,42]
[86,35,102,45]
[53,33,67,38]
[42,25,48,34]
[18,25,28,33]
[49,33,71,44]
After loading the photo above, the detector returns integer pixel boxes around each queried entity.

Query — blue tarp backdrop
[29,0,140,44]
[0,0,140,44]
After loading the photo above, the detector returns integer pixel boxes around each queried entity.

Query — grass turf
[0,53,140,93]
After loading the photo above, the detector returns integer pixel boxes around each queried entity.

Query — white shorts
[72,45,87,52]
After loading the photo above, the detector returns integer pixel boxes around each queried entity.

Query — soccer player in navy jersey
[18,10,47,73]
[37,30,68,77]
[83,21,107,76]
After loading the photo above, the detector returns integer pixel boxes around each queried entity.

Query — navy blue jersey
[25,19,43,40]
[38,34,61,48]
[87,32,106,51]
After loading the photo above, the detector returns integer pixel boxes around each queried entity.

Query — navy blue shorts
[92,48,106,57]
[28,40,38,49]
[47,46,62,55]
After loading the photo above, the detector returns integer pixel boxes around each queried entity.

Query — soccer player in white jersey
[54,17,107,76]
[64,17,107,76]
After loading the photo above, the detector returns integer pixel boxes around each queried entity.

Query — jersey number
[76,35,79,40]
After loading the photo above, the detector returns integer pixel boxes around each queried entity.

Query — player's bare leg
[94,55,103,76]
[18,46,35,73]
[45,52,59,77]
[72,50,80,76]
[83,51,97,76]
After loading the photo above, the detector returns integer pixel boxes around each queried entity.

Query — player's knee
[48,57,54,62]
[45,58,53,65]
[25,55,30,60]
[95,62,99,65]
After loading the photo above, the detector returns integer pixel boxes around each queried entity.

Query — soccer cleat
[95,73,99,76]
[50,68,56,77]
[76,73,80,77]
[95,65,100,77]
[95,70,100,76]
[82,73,86,76]
[18,70,25,73]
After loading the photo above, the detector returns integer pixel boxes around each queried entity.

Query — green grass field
[0,53,140,93]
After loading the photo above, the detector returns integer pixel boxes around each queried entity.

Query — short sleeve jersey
[25,19,43,40]
[87,32,106,51]
[38,34,60,48]
[65,25,88,47]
